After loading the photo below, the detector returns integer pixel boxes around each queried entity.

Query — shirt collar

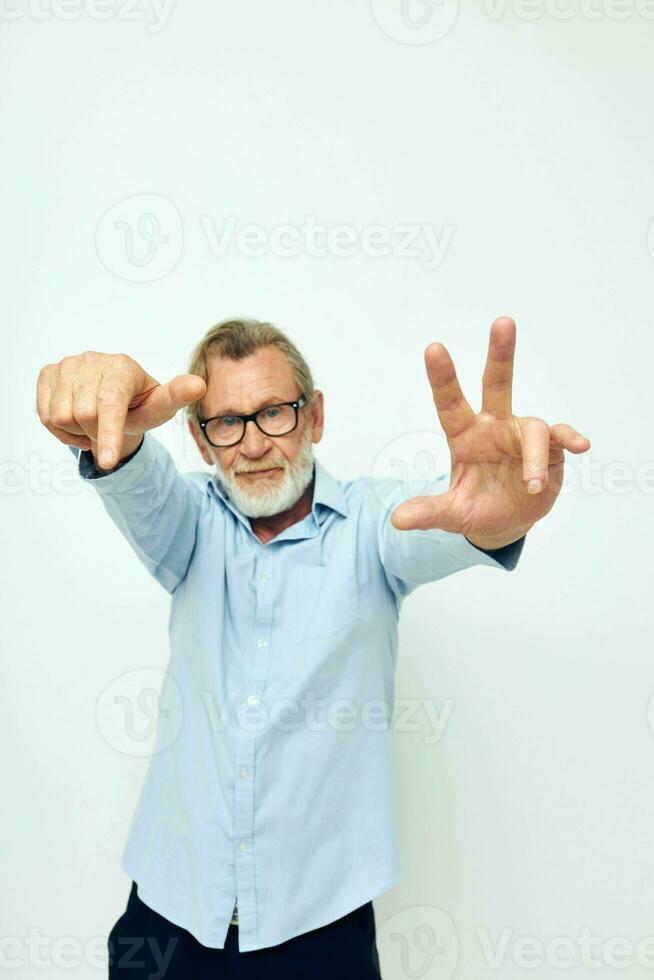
[311,457,348,520]
[208,456,348,523]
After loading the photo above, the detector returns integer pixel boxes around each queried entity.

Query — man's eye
[219,416,238,428]
[263,408,280,419]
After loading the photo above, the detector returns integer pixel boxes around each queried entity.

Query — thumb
[128,374,207,431]
[390,491,461,533]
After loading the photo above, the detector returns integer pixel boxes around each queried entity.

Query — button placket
[232,552,275,940]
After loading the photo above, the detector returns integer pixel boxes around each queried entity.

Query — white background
[2,1,653,977]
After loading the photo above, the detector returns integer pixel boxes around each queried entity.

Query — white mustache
[235,462,286,475]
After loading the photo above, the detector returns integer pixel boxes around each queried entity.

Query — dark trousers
[108,881,383,979]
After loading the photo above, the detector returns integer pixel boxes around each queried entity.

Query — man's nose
[238,419,273,457]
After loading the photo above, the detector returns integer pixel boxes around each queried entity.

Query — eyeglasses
[198,394,308,448]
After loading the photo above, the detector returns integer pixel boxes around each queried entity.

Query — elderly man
[36,316,590,979]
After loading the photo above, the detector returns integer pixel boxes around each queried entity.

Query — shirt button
[260,572,270,582]
[239,841,249,853]
[239,768,249,779]
[247,695,258,706]
[256,638,268,648]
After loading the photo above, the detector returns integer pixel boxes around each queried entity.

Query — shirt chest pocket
[296,563,358,640]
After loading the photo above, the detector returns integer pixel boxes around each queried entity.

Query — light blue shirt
[70,433,524,952]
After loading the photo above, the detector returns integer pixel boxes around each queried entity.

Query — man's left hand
[391,316,591,550]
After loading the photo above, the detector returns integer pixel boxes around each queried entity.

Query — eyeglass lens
[205,404,297,446]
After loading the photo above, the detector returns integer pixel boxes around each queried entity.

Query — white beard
[208,426,315,518]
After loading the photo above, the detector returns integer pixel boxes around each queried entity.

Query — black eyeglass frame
[197,393,308,448]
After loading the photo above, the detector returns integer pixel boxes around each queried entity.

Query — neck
[249,475,315,544]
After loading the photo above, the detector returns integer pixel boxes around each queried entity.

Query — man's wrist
[464,530,528,552]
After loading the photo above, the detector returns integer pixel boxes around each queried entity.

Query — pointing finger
[94,371,133,469]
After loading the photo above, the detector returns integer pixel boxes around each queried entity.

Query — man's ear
[188,418,214,466]
[309,389,325,444]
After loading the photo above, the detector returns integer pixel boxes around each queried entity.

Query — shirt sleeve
[68,432,206,594]
[372,473,526,602]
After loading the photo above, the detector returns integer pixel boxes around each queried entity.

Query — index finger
[481,316,516,417]
[95,370,134,468]
[424,342,476,438]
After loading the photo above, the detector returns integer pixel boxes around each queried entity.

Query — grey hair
[185,317,315,428]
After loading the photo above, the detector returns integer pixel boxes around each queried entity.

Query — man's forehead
[203,349,297,415]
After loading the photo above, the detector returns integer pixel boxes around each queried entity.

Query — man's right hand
[36,351,207,470]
